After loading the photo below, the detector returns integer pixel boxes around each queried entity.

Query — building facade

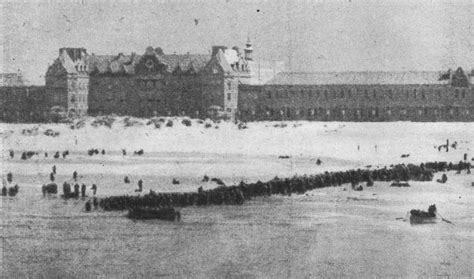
[1,41,473,122]
[239,68,474,122]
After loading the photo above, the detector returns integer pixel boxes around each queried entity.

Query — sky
[1,0,473,85]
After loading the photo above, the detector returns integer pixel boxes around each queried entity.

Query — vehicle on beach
[127,207,181,221]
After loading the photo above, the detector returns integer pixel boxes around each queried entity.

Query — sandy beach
[1,118,473,277]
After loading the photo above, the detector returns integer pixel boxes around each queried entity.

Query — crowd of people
[97,160,471,211]
[7,150,70,160]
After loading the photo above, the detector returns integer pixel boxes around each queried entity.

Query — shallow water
[1,152,473,277]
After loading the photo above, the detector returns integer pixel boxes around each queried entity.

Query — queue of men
[98,160,472,211]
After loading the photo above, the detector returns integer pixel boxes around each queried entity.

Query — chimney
[211,45,227,56]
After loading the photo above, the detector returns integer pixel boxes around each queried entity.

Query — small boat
[127,207,181,221]
[409,204,437,224]
[391,182,410,187]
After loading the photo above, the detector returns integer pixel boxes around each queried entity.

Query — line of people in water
[98,160,470,211]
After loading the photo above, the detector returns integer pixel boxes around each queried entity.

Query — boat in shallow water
[127,207,181,221]
[409,204,437,224]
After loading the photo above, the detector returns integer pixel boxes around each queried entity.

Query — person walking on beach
[52,165,56,174]
[137,179,143,192]
[81,184,86,198]
[7,172,13,183]
[73,171,78,181]
[91,184,97,195]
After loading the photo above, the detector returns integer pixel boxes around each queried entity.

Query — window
[227,81,232,90]
[227,93,231,101]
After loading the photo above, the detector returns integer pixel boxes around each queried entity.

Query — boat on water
[409,204,438,224]
[127,207,181,221]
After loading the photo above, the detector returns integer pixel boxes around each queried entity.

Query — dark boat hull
[128,207,180,221]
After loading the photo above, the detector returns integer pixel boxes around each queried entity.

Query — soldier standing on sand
[81,184,86,197]
[137,179,143,192]
[50,172,55,182]
[52,165,56,174]
[73,171,78,181]
[93,197,99,209]
[91,184,97,195]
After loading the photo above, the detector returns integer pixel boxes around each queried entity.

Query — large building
[1,40,473,122]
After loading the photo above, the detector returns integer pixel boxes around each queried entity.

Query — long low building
[238,69,474,122]
[1,41,473,122]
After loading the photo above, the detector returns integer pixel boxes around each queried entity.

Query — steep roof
[87,53,211,75]
[266,71,447,85]
[58,49,78,74]
[215,49,234,73]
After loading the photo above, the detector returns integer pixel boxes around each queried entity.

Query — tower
[45,48,89,119]
[244,38,253,61]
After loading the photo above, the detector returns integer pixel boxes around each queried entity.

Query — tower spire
[244,36,253,61]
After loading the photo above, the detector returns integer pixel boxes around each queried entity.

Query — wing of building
[1,40,473,122]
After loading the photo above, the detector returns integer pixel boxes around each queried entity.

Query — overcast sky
[1,0,473,85]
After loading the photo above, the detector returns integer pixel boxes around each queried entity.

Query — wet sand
[1,152,473,278]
